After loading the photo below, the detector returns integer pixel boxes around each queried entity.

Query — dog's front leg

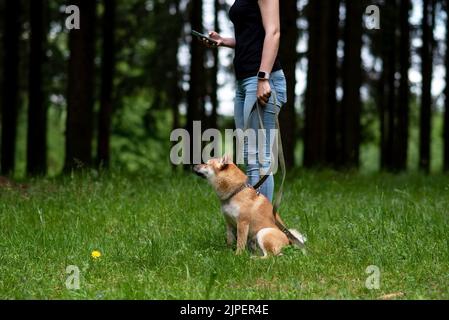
[226,223,236,247]
[236,221,249,255]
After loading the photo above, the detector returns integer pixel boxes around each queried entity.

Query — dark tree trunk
[304,0,330,168]
[209,0,220,130]
[341,0,363,168]
[97,0,116,168]
[377,17,387,170]
[27,0,48,176]
[378,64,387,169]
[186,0,205,165]
[279,0,299,168]
[386,26,397,171]
[170,1,182,132]
[445,0,449,172]
[1,0,21,175]
[419,0,434,173]
[394,0,411,171]
[326,0,340,167]
[171,92,180,131]
[380,1,397,171]
[171,66,181,131]
[65,0,97,171]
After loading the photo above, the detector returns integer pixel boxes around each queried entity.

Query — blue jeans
[234,70,287,202]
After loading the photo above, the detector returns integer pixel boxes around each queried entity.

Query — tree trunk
[27,0,48,176]
[169,1,182,150]
[419,0,433,173]
[395,0,411,171]
[304,0,330,168]
[445,0,449,172]
[378,62,387,170]
[186,0,205,165]
[65,0,97,171]
[279,0,299,168]
[341,0,363,168]
[97,0,116,168]
[380,1,397,171]
[1,0,21,175]
[326,0,340,167]
[209,0,220,130]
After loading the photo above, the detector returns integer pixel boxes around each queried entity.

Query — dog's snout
[193,164,207,178]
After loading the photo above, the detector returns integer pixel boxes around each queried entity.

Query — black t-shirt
[229,0,282,80]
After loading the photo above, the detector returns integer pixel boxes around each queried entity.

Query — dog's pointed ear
[219,155,231,170]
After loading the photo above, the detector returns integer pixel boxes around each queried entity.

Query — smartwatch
[257,71,270,81]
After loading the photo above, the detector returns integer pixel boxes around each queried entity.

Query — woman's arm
[257,0,281,106]
[221,37,236,49]
[258,0,281,74]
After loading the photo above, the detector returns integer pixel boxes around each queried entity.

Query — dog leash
[245,87,304,249]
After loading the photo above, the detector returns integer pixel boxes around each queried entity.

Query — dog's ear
[219,155,231,170]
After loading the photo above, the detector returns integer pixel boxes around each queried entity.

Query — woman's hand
[208,31,224,46]
[200,31,236,49]
[199,31,224,48]
[257,80,272,107]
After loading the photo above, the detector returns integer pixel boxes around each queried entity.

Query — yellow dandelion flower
[91,250,102,259]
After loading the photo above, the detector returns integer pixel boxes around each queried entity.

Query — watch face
[258,72,267,79]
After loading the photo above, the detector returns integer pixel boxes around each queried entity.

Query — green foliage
[111,92,173,173]
[9,0,184,176]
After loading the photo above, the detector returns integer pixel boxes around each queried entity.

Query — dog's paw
[251,255,269,260]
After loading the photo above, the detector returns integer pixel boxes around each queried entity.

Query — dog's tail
[275,213,307,249]
[288,229,307,248]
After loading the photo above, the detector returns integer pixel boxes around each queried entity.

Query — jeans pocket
[270,78,287,106]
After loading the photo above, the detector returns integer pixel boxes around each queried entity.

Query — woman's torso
[229,0,282,80]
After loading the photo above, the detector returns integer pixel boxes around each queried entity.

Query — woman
[201,0,287,202]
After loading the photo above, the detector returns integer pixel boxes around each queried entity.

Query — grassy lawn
[0,171,448,299]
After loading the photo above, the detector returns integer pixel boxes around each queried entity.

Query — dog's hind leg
[257,228,289,257]
[256,229,270,258]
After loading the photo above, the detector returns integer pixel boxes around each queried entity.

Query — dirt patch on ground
[0,176,28,191]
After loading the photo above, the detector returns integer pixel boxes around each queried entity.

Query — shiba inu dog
[194,155,306,258]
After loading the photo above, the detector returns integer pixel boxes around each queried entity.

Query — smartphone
[191,30,218,45]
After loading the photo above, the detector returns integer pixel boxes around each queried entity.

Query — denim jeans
[234,70,287,202]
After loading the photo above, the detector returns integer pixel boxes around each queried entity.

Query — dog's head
[193,155,247,196]
[193,155,232,181]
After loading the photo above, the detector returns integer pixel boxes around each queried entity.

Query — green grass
[0,171,448,299]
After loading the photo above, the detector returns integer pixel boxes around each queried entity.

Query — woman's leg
[234,82,245,131]
[257,100,280,202]
[241,80,276,202]
[238,72,286,203]
[243,73,286,202]
[244,103,261,192]
[234,77,260,194]
[234,81,246,168]
[260,72,287,201]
